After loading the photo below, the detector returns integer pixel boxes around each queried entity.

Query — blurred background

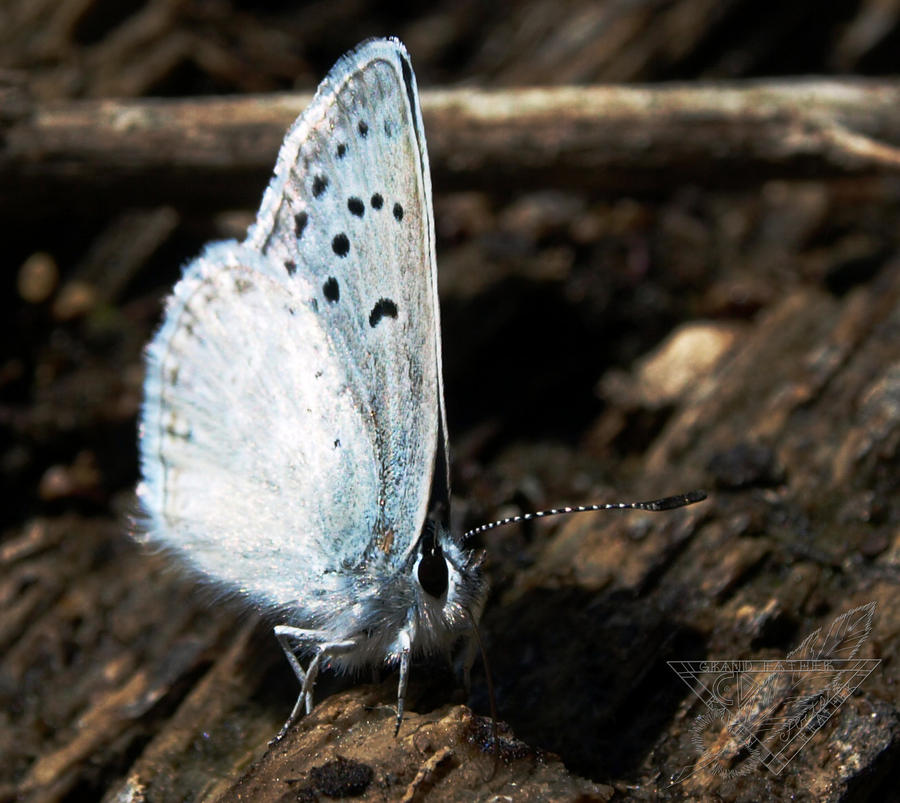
[5,0,899,527]
[2,2,899,800]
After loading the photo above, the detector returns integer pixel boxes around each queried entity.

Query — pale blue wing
[247,38,448,561]
[140,243,381,611]
[139,39,447,614]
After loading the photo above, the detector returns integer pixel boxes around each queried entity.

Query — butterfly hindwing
[139,243,383,611]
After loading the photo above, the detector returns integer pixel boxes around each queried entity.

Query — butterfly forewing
[247,39,444,565]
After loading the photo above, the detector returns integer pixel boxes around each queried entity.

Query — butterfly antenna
[463,489,707,541]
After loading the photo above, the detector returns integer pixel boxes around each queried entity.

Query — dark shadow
[468,587,707,781]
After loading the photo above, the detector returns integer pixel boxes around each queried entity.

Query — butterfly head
[407,518,486,648]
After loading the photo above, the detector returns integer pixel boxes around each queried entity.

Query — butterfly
[138,38,487,739]
[137,37,706,742]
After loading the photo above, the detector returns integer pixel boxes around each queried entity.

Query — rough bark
[2,78,899,803]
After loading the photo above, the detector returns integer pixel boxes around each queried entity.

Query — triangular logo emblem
[668,602,880,782]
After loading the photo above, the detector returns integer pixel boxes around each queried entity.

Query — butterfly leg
[271,626,356,742]
[394,628,412,736]
[272,625,319,742]
[299,638,357,714]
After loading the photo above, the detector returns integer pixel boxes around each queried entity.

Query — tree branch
[4,77,900,216]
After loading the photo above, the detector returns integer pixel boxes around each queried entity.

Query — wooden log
[3,78,900,216]
[3,69,899,802]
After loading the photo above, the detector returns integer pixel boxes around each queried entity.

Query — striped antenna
[463,489,707,540]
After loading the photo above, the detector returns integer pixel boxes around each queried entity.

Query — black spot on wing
[313,175,328,198]
[323,277,340,302]
[393,203,403,221]
[369,298,398,327]
[358,120,369,137]
[332,233,349,257]
[337,143,347,158]
[348,197,364,217]
[294,212,308,239]
[371,193,383,210]
[284,260,296,276]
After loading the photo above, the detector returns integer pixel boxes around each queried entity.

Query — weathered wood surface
[3,79,900,215]
[2,88,899,803]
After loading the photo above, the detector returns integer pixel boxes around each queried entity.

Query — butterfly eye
[417,521,449,598]
[417,548,448,598]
